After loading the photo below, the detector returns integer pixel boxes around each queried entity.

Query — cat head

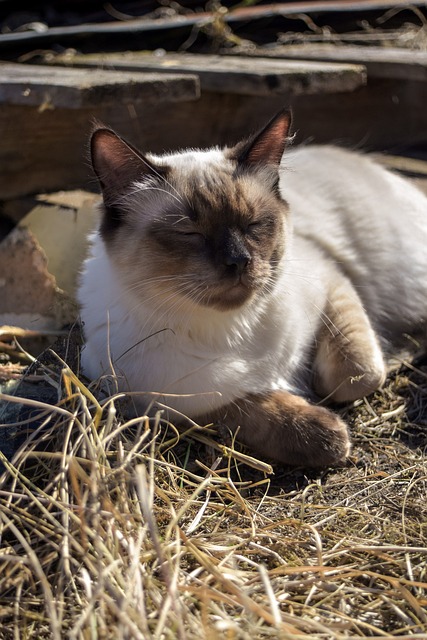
[90,110,292,312]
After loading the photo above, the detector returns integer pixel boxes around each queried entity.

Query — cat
[78,110,427,467]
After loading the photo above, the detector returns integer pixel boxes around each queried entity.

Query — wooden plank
[51,52,366,97]
[245,45,427,83]
[1,65,426,202]
[374,154,427,177]
[2,75,424,202]
[0,1,425,54]
[0,62,200,109]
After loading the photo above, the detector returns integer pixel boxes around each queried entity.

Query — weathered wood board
[374,154,427,177]
[0,62,200,108]
[249,45,427,83]
[52,52,366,97]
[0,54,367,200]
[2,49,426,202]
[2,76,426,201]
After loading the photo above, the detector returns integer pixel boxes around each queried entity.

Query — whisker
[114,327,175,363]
[134,155,185,203]
[116,183,183,207]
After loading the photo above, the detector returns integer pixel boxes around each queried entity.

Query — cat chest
[115,328,302,418]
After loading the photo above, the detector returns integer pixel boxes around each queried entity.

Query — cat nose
[221,230,251,274]
[224,252,250,274]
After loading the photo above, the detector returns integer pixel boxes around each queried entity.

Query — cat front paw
[202,391,351,468]
[294,403,351,467]
[238,391,351,468]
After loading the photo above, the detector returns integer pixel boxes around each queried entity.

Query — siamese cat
[78,110,427,466]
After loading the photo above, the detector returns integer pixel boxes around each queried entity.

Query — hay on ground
[0,339,426,639]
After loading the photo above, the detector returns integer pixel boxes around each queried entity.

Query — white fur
[78,146,427,416]
[283,147,427,333]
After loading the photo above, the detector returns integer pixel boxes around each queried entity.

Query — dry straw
[0,346,426,639]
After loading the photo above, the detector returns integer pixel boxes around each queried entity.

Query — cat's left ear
[232,109,292,169]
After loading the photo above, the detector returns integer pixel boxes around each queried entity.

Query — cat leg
[200,390,350,467]
[313,277,386,403]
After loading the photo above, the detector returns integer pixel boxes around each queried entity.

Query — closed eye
[246,217,275,235]
[246,221,263,234]
[175,229,206,246]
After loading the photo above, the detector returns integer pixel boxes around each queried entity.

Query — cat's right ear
[231,109,292,170]
[90,127,165,204]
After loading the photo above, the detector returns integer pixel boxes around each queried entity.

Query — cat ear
[233,109,292,169]
[90,127,165,203]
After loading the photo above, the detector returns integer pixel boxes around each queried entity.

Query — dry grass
[0,339,426,639]
[270,5,427,51]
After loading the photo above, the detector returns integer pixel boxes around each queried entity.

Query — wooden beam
[248,45,427,83]
[0,62,200,109]
[50,52,366,97]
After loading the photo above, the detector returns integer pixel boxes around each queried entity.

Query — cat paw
[314,358,386,403]
[295,404,351,467]
[246,391,351,467]
[204,391,351,468]
[313,307,386,403]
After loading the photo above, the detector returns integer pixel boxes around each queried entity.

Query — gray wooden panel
[52,52,366,97]
[3,64,426,201]
[248,45,427,82]
[0,62,200,108]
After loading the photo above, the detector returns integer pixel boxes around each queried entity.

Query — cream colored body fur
[79,145,427,419]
